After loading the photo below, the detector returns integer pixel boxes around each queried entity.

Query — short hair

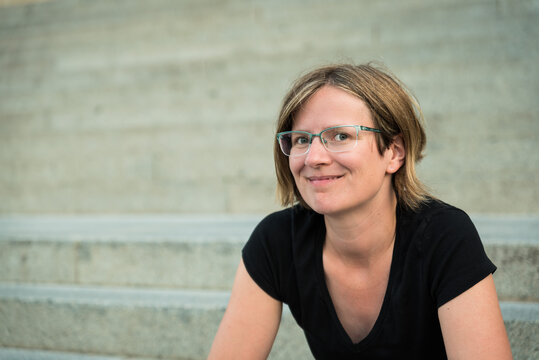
[274,63,431,211]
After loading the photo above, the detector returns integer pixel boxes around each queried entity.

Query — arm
[438,274,512,360]
[208,259,283,360]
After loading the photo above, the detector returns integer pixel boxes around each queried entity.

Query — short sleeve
[424,208,497,307]
[242,209,292,302]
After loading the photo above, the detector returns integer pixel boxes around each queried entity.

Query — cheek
[288,158,303,177]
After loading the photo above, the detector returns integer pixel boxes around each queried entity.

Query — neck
[323,189,398,268]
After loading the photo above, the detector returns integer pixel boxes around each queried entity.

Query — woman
[209,63,512,359]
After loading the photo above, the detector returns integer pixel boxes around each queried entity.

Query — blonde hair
[274,63,431,211]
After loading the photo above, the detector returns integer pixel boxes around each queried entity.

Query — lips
[305,175,344,187]
[307,175,343,181]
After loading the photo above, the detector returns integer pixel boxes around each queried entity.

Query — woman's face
[289,85,401,216]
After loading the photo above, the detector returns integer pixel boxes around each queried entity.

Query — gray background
[1,0,538,214]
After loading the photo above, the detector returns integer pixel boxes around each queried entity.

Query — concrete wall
[1,0,538,214]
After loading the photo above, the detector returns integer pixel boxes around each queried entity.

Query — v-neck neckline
[313,209,401,349]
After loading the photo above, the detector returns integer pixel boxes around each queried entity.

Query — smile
[306,175,343,185]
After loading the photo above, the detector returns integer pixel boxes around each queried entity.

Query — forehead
[292,85,373,130]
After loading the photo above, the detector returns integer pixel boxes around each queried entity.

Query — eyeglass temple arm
[359,125,382,133]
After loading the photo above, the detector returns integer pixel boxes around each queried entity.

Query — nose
[304,135,331,167]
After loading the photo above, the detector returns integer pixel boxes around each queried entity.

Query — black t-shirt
[242,200,496,359]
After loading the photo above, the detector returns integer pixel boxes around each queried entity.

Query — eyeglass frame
[276,125,382,157]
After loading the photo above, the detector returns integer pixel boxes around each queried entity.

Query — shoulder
[399,199,486,269]
[247,207,293,249]
[243,206,308,262]
[242,206,314,302]
[402,199,476,234]
[243,205,319,271]
[418,200,478,239]
[406,200,496,306]
[254,207,294,232]
[250,205,318,240]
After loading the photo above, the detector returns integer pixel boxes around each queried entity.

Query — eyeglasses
[276,125,381,157]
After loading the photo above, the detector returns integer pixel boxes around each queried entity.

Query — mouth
[306,175,344,185]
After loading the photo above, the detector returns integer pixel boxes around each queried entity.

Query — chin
[304,198,344,215]
[304,193,376,217]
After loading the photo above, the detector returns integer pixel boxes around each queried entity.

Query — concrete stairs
[0,0,538,358]
[1,215,538,359]
[0,215,310,360]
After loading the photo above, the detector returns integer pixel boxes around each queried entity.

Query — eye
[334,133,349,142]
[292,135,310,146]
[295,136,309,145]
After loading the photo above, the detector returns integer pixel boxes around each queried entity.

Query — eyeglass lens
[279,126,358,156]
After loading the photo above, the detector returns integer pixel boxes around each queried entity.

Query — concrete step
[473,215,539,301]
[0,215,260,291]
[0,283,537,360]
[0,283,309,360]
[0,347,159,360]
[1,215,538,300]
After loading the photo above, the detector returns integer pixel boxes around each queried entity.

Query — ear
[386,134,405,174]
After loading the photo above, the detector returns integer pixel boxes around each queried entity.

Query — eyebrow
[291,124,351,132]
